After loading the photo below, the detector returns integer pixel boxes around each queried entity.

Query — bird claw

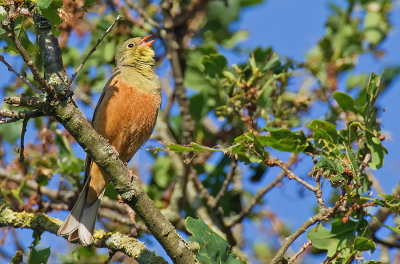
[118,194,124,204]
[111,145,119,156]
[130,170,138,183]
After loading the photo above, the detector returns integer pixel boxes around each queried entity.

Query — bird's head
[115,35,156,76]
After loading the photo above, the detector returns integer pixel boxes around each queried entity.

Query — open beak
[139,35,155,47]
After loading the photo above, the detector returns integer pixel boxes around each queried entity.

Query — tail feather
[57,179,90,237]
[78,188,105,246]
[57,177,106,246]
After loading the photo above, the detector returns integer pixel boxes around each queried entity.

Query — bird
[57,35,161,246]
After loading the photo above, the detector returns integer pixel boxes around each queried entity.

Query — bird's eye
[127,43,134,48]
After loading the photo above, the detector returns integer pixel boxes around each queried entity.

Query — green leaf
[365,130,387,169]
[333,92,357,112]
[227,133,268,164]
[166,144,196,153]
[186,217,245,264]
[353,237,375,253]
[345,146,358,176]
[307,120,339,144]
[257,127,312,153]
[190,94,208,121]
[201,54,228,77]
[37,0,53,9]
[316,158,344,173]
[364,11,388,45]
[38,0,63,27]
[262,52,282,73]
[29,247,50,264]
[307,225,339,257]
[165,143,218,154]
[307,219,359,257]
[366,73,381,105]
[346,73,368,91]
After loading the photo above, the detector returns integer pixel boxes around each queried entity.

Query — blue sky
[0,0,399,263]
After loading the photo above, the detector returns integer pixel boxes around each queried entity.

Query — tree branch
[0,191,167,263]
[161,0,195,225]
[0,109,44,124]
[4,96,44,109]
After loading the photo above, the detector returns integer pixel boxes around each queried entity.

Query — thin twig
[267,158,317,192]
[1,7,53,95]
[0,56,40,92]
[289,240,312,263]
[227,155,298,227]
[271,208,335,264]
[104,249,116,264]
[174,0,210,27]
[213,160,238,206]
[65,15,121,90]
[315,171,325,209]
[125,0,161,29]
[357,153,371,178]
[190,170,238,246]
[18,119,28,162]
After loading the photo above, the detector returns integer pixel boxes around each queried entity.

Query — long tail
[57,177,105,246]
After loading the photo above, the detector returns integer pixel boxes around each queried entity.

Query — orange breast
[93,74,161,162]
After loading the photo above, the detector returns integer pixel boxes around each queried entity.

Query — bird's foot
[117,194,124,204]
[130,170,138,183]
[111,145,119,156]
